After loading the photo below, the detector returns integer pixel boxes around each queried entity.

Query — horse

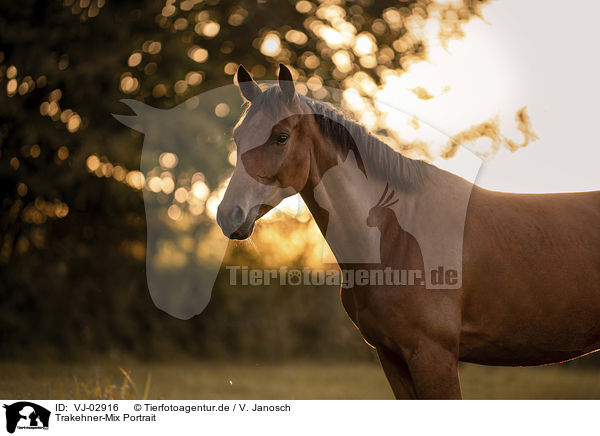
[216,64,600,399]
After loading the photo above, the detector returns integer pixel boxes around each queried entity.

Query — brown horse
[217,64,600,399]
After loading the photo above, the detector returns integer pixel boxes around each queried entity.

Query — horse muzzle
[216,204,258,240]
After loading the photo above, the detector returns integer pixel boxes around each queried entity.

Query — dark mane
[239,85,430,192]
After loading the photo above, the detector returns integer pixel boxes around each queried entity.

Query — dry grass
[1,360,600,400]
[0,360,393,400]
[71,367,151,400]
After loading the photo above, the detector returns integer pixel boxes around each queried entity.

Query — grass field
[1,360,600,400]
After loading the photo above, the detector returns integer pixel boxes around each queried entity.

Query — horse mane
[241,85,431,192]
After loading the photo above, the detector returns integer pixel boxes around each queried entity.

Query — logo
[112,77,481,320]
[3,402,50,434]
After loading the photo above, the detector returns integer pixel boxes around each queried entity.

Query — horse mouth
[229,228,253,240]
[228,220,256,240]
[221,204,272,240]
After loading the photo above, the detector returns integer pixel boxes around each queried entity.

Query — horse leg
[376,346,417,399]
[403,339,462,399]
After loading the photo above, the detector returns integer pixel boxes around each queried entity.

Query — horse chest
[341,286,406,349]
[342,282,464,356]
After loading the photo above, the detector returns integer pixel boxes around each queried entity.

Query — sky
[377,0,600,193]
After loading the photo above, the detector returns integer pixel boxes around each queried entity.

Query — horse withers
[216,64,600,399]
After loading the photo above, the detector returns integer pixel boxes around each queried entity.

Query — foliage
[0,0,488,360]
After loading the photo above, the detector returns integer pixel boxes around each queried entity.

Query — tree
[0,0,488,359]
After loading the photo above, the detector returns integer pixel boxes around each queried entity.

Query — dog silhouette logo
[3,402,50,433]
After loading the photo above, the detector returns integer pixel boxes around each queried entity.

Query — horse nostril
[231,206,245,228]
[216,205,247,237]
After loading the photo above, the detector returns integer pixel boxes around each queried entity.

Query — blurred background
[2,0,600,399]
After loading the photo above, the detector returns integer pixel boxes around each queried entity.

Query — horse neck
[301,171,382,267]
[298,128,471,270]
[298,133,393,266]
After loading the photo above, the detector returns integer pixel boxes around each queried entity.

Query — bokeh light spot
[159,152,178,169]
[215,103,230,118]
[260,33,281,57]
[128,52,142,67]
[188,46,208,63]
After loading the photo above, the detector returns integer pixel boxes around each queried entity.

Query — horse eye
[276,134,289,145]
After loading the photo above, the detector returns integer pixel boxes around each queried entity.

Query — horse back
[460,188,600,365]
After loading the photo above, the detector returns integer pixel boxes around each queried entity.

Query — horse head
[217,64,313,239]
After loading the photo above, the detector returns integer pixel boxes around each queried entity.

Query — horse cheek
[281,146,310,192]
[241,146,277,179]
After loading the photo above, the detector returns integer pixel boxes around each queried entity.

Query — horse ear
[112,114,143,132]
[112,100,148,132]
[278,64,295,103]
[236,65,261,102]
